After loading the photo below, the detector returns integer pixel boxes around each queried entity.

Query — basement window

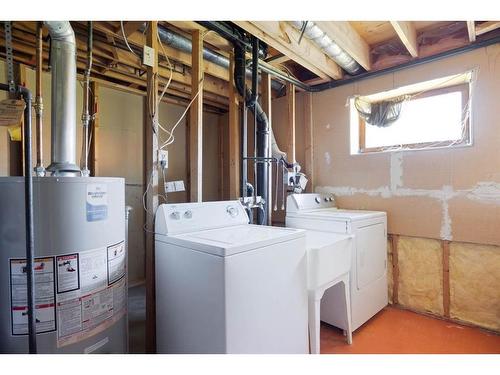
[350,71,473,154]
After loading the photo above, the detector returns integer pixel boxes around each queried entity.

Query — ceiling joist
[314,21,372,70]
[466,21,476,42]
[390,21,419,57]
[233,21,343,80]
[475,21,500,36]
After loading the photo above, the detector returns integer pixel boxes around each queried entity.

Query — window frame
[356,83,471,154]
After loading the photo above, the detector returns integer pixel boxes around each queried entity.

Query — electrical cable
[120,21,139,57]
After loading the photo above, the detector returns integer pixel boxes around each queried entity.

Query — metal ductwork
[44,21,80,175]
[289,21,363,75]
[155,25,284,91]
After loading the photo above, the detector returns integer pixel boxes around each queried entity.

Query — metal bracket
[4,22,16,94]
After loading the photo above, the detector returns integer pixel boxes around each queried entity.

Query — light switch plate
[143,45,155,67]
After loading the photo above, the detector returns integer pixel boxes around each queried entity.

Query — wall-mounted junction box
[143,45,155,67]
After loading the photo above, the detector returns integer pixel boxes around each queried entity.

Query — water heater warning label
[86,183,108,222]
[56,254,80,293]
[54,245,126,348]
[9,257,56,335]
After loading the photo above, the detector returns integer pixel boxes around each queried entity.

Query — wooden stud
[89,81,99,176]
[228,52,240,199]
[358,118,366,152]
[261,72,273,223]
[442,240,451,318]
[391,234,400,305]
[144,21,159,354]
[390,21,419,58]
[315,21,372,70]
[218,115,224,200]
[466,21,476,42]
[303,92,314,192]
[188,29,203,202]
[286,82,296,164]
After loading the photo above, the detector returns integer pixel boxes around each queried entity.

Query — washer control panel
[287,193,336,213]
[156,200,249,235]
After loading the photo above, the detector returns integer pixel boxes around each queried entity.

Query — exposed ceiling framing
[1,20,499,107]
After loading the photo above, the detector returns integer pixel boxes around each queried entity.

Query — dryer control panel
[155,200,249,235]
[287,193,336,213]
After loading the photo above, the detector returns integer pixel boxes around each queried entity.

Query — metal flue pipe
[289,21,363,75]
[44,21,80,175]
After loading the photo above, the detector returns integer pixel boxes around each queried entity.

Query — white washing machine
[155,200,308,354]
[286,193,388,332]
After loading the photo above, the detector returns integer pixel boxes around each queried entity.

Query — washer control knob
[329,197,334,202]
[170,211,181,220]
[184,210,193,219]
[315,197,321,204]
[227,206,239,217]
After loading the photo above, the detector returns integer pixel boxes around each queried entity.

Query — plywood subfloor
[321,306,500,354]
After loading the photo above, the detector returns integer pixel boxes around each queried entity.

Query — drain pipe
[44,21,80,176]
[34,22,45,176]
[1,83,36,353]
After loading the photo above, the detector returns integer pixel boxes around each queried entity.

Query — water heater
[0,177,127,353]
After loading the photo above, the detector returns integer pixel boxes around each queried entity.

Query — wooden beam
[115,21,145,37]
[228,52,240,199]
[286,82,296,164]
[165,21,232,52]
[303,92,314,192]
[442,240,451,318]
[233,21,342,80]
[89,81,99,176]
[261,72,272,223]
[144,21,159,354]
[218,115,224,200]
[466,21,476,42]
[189,29,203,202]
[391,234,400,305]
[390,21,419,58]
[89,22,230,84]
[475,21,500,36]
[315,21,372,70]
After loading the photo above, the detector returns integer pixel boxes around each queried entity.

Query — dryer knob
[227,206,239,217]
[184,210,193,219]
[315,197,321,204]
[170,211,181,220]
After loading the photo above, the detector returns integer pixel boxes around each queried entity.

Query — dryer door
[356,222,387,290]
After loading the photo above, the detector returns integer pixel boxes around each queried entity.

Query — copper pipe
[34,22,44,175]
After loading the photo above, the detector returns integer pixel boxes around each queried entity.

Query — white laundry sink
[305,231,352,290]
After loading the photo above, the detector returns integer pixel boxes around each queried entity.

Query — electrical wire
[120,21,139,57]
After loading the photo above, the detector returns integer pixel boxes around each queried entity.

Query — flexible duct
[289,21,363,75]
[44,21,80,175]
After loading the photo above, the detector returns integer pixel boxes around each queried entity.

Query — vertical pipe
[34,22,44,176]
[81,21,92,176]
[20,86,36,353]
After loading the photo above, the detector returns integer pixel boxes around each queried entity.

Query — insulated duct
[44,21,80,175]
[155,25,283,91]
[289,21,363,75]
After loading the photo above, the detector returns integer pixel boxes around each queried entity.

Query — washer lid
[289,208,386,221]
[159,224,305,256]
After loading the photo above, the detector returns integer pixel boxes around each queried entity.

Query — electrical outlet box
[158,150,168,170]
[165,180,185,193]
[143,45,155,67]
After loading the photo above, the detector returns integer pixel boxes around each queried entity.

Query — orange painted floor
[320,306,500,354]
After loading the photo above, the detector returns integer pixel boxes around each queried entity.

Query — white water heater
[0,177,127,353]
